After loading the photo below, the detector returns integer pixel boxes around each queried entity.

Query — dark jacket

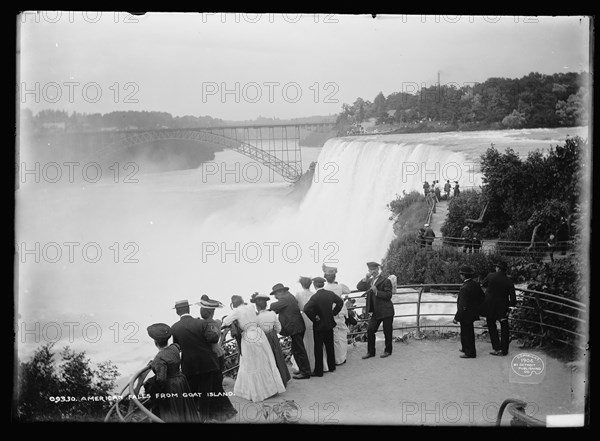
[303,288,344,332]
[269,291,306,336]
[171,315,220,376]
[454,278,485,323]
[424,227,435,243]
[356,274,395,319]
[480,271,517,320]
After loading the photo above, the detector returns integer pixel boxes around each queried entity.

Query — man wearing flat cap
[356,261,395,359]
[303,277,344,376]
[480,261,516,356]
[269,283,311,379]
[170,299,221,421]
[453,266,485,358]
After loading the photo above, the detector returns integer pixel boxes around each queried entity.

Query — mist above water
[15,126,588,383]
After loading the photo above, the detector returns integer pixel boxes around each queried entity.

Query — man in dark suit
[303,277,344,377]
[170,299,221,421]
[269,283,312,380]
[481,261,517,356]
[453,266,485,358]
[356,261,395,359]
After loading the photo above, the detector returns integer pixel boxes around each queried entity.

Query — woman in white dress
[253,293,291,387]
[222,297,285,403]
[295,277,328,374]
[323,270,350,365]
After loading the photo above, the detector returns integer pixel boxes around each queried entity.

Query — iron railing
[108,283,586,422]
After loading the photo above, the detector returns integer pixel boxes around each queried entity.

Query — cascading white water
[16,127,586,384]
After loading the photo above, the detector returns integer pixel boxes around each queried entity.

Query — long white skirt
[234,325,286,403]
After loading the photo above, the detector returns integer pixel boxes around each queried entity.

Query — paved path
[429,199,449,237]
[221,338,586,426]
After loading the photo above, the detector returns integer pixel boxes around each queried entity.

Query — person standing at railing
[453,266,485,359]
[323,264,351,366]
[423,181,430,196]
[461,226,473,253]
[170,300,222,422]
[480,261,517,356]
[253,293,291,387]
[472,232,482,253]
[144,323,201,423]
[303,277,344,377]
[222,296,286,402]
[356,261,394,359]
[197,295,238,422]
[294,276,329,375]
[269,283,312,380]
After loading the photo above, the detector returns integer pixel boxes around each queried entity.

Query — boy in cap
[356,261,395,359]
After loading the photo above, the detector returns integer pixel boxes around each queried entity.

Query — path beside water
[221,338,586,426]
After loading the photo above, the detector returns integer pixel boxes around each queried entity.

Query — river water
[15,126,588,386]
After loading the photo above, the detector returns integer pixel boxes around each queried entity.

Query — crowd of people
[423,180,460,200]
[143,259,516,422]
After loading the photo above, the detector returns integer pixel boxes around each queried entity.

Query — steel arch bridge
[69,123,335,182]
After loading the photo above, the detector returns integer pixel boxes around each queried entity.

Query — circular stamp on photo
[510,353,546,384]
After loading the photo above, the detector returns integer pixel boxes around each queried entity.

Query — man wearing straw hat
[171,299,221,421]
[452,266,485,359]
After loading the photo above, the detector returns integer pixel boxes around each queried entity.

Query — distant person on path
[452,266,485,359]
[356,262,394,359]
[269,283,312,380]
[303,277,343,377]
[295,277,329,374]
[444,180,451,199]
[417,227,426,248]
[323,264,351,366]
[480,261,517,356]
[461,226,473,253]
[424,223,435,249]
[472,232,482,253]
[144,323,200,422]
[454,181,460,197]
[546,233,557,262]
[434,181,442,201]
[423,181,430,196]
[222,296,286,402]
[171,300,221,421]
[428,190,437,213]
[252,293,291,387]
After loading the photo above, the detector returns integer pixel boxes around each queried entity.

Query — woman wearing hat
[145,323,200,422]
[252,292,291,387]
[222,295,285,402]
[198,295,238,421]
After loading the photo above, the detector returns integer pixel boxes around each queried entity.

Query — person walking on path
[356,262,395,359]
[303,277,343,377]
[423,223,435,250]
[480,261,517,356]
[269,282,312,380]
[452,266,485,359]
[444,180,451,200]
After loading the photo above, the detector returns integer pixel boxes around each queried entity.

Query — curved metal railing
[496,399,545,427]
[108,283,586,422]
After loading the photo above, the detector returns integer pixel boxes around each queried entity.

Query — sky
[17,12,591,121]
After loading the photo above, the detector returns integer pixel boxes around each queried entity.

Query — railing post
[416,286,423,333]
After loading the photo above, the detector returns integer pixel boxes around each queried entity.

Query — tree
[556,87,589,126]
[502,109,527,129]
[16,343,120,421]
